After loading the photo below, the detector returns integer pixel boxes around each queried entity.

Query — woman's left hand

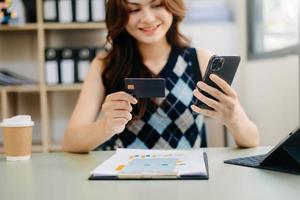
[191,74,248,128]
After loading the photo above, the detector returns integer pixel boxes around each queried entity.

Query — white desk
[0,147,299,200]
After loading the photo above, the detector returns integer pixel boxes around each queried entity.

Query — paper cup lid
[6,155,31,161]
[0,115,34,127]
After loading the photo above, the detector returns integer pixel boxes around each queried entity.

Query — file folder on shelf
[76,48,92,82]
[43,0,58,22]
[75,0,89,22]
[93,47,107,58]
[0,70,36,85]
[45,48,60,85]
[23,0,37,22]
[90,0,105,22]
[58,0,73,23]
[60,48,75,84]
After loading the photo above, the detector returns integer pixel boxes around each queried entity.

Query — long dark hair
[101,0,190,117]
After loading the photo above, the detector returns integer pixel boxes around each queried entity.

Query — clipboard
[88,152,209,180]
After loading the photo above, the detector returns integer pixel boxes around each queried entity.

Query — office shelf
[0,0,105,153]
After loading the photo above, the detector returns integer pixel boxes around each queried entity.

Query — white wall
[233,0,299,146]
[183,0,299,146]
[239,56,299,145]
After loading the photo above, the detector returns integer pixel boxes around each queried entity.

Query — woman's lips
[139,24,160,34]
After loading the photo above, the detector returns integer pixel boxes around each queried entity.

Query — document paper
[90,148,207,177]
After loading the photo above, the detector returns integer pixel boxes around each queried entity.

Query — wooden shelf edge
[43,22,106,30]
[0,85,40,92]
[0,84,83,92]
[46,84,83,91]
[0,22,106,31]
[0,23,38,31]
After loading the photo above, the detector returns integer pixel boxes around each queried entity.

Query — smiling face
[125,0,173,45]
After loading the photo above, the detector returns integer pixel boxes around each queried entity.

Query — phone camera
[210,58,224,71]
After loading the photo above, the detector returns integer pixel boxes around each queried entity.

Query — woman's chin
[136,36,166,45]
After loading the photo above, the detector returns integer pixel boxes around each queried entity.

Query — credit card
[124,78,165,98]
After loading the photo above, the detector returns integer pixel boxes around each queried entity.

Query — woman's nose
[140,8,155,23]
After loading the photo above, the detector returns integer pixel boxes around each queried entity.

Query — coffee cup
[0,115,34,161]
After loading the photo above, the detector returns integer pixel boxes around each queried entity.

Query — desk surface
[0,147,299,200]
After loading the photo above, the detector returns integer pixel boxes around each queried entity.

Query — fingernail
[197,82,203,88]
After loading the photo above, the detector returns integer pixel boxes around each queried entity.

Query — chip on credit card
[124,78,165,98]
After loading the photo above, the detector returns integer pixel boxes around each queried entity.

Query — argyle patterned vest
[98,47,207,150]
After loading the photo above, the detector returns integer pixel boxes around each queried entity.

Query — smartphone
[196,55,241,110]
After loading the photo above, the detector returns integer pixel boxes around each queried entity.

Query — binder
[76,48,92,82]
[90,0,105,22]
[0,70,36,85]
[58,0,73,23]
[23,0,37,22]
[45,48,60,85]
[75,0,89,22]
[43,0,58,22]
[89,149,209,180]
[224,126,300,175]
[93,47,107,58]
[60,48,75,84]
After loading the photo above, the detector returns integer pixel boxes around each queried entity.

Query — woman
[63,0,259,153]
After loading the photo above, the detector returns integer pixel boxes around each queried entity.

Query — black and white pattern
[98,47,207,150]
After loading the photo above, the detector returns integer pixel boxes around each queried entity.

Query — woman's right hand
[101,91,138,135]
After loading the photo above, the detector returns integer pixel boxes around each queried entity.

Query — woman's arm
[63,57,137,153]
[62,58,109,153]
[194,49,260,148]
